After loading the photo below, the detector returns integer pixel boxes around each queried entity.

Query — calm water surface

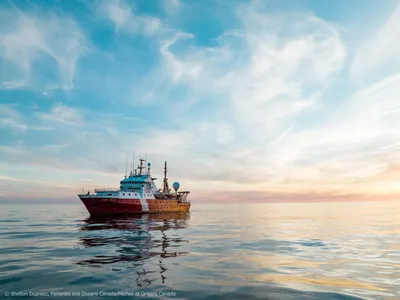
[0,201,399,299]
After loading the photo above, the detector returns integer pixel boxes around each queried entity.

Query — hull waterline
[79,196,190,215]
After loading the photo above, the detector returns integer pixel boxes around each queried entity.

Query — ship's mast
[138,158,145,175]
[162,161,169,194]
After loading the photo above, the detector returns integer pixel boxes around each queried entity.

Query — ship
[78,158,190,215]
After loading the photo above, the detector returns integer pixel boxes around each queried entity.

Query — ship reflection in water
[77,212,190,287]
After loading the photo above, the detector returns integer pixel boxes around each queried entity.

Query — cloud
[150,3,346,136]
[0,104,28,131]
[160,32,202,83]
[162,0,181,16]
[0,104,53,132]
[0,144,71,170]
[350,4,400,85]
[203,190,369,203]
[140,3,346,176]
[0,8,89,90]
[246,72,400,195]
[0,80,25,90]
[99,0,161,35]
[170,0,180,6]
[0,174,80,201]
[37,103,83,126]
[0,175,21,182]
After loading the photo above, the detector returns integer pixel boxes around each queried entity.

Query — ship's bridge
[120,175,151,193]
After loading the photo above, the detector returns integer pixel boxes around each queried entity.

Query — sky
[1,0,400,202]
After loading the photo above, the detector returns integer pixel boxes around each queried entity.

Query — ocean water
[0,201,399,300]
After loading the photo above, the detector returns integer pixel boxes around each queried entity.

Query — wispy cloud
[143,2,346,127]
[0,175,21,182]
[170,0,180,6]
[0,8,89,90]
[162,0,181,17]
[0,174,81,200]
[142,3,346,170]
[0,104,53,132]
[37,103,83,126]
[98,0,161,35]
[0,104,28,131]
[350,4,400,85]
[0,80,25,90]
[160,32,202,83]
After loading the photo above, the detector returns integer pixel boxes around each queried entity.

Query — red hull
[79,196,190,215]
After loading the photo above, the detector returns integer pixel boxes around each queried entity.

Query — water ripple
[0,202,399,299]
